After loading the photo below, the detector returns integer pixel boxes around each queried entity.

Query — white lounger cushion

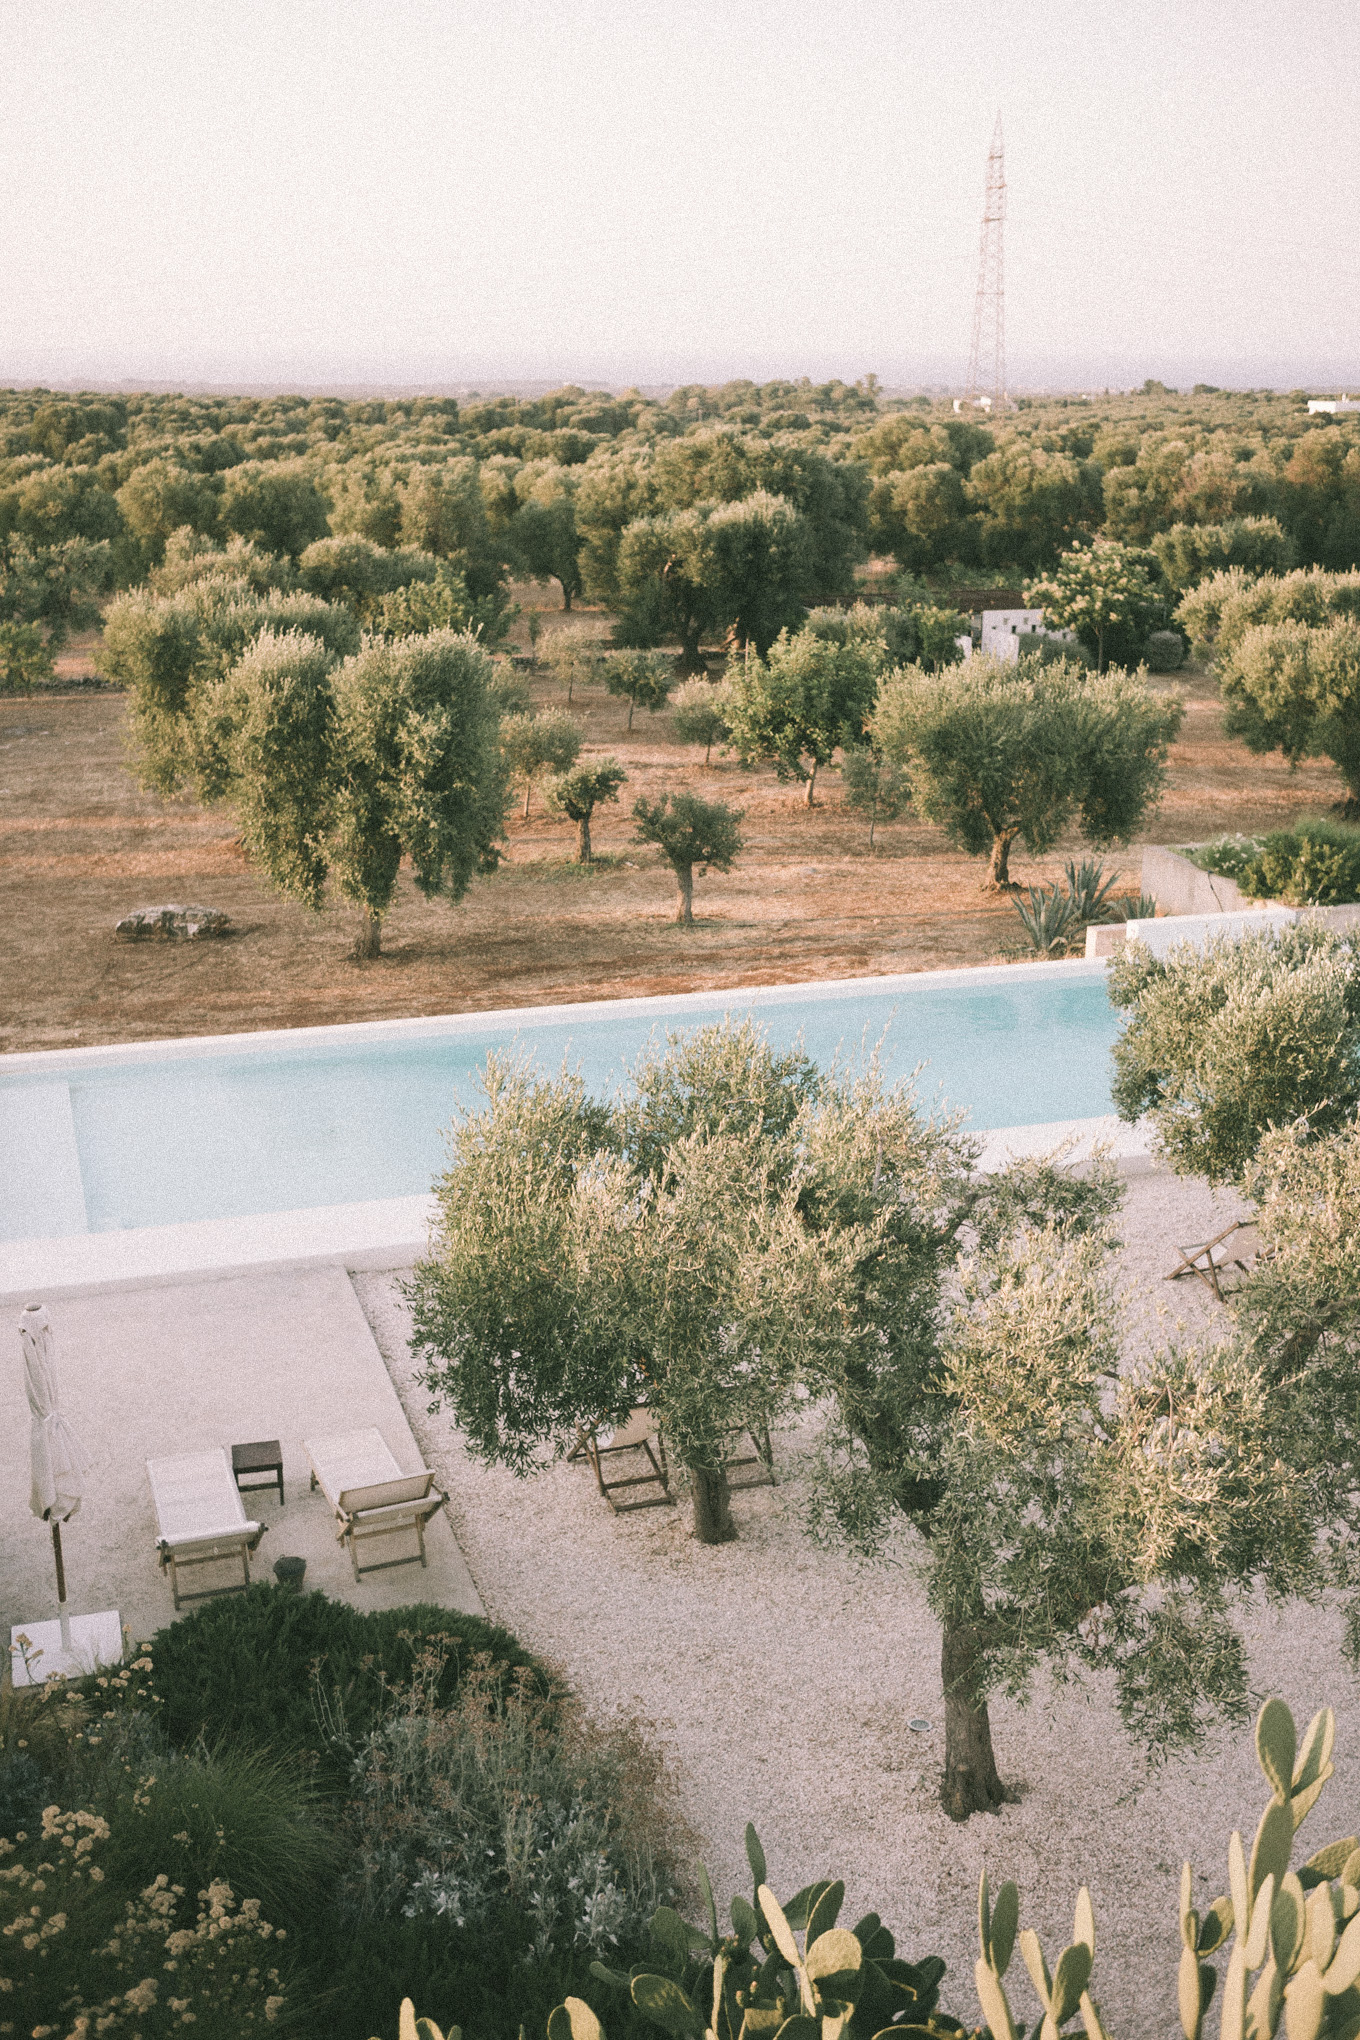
[305,1428,437,1514]
[148,1449,259,1549]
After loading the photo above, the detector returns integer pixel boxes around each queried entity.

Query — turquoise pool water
[2,966,1121,1236]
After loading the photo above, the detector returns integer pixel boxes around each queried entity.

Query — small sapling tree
[872,653,1183,887]
[540,631,605,705]
[838,743,910,848]
[670,676,732,765]
[604,648,675,729]
[500,707,583,818]
[724,626,878,806]
[545,758,628,863]
[633,791,744,925]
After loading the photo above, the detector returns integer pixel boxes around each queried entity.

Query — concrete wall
[1142,844,1255,916]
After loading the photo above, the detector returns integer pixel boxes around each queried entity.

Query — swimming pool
[0,960,1120,1243]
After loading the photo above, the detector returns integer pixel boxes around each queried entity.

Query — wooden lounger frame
[570,1411,674,1512]
[569,1413,776,1510]
[157,1527,264,1611]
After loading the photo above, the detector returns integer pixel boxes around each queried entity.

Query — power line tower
[964,112,1007,415]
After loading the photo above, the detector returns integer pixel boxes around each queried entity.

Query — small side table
[231,1439,285,1507]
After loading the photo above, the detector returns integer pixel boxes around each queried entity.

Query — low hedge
[1237,815,1360,906]
[149,1585,550,1790]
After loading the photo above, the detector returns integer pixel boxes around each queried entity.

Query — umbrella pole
[51,1521,70,1650]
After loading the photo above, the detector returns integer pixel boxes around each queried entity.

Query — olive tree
[724,626,878,805]
[633,791,743,924]
[784,1057,1331,1822]
[545,758,627,862]
[872,654,1184,887]
[102,576,360,795]
[1176,566,1360,811]
[499,707,583,819]
[326,631,509,957]
[539,631,605,704]
[1108,923,1360,1185]
[197,627,507,958]
[407,1031,852,1546]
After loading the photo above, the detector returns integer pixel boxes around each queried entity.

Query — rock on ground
[113,904,234,941]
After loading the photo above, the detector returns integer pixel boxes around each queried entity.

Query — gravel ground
[352,1165,1360,2040]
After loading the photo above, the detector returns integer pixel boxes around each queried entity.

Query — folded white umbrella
[20,1303,88,1644]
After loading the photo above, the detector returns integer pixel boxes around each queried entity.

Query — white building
[979,608,1078,662]
[1306,395,1360,415]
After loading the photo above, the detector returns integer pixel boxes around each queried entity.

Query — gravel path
[352,1165,1360,2039]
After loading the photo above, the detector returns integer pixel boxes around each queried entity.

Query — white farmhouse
[1307,395,1360,415]
[979,608,1079,662]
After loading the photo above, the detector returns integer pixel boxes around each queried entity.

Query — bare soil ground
[0,590,1346,1052]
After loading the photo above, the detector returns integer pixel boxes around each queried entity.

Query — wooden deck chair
[722,1420,776,1492]
[1165,1219,1257,1301]
[569,1406,674,1512]
[305,1428,447,1581]
[147,1449,265,1611]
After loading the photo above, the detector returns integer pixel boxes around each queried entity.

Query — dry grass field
[0,588,1347,1053]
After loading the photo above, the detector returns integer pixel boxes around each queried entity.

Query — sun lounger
[1166,1220,1257,1301]
[147,1449,265,1610]
[305,1427,447,1580]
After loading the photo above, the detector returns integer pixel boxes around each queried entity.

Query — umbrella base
[10,1609,122,1687]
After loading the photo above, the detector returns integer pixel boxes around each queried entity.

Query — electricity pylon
[964,113,1007,414]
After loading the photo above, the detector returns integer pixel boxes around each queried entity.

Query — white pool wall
[0,954,1108,1077]
[1,956,1145,1300]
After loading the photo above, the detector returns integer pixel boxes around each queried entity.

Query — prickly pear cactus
[973,1697,1360,2040]
[591,1822,954,2040]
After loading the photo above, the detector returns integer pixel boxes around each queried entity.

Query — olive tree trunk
[688,1463,736,1543]
[352,907,382,960]
[522,780,533,820]
[577,814,593,863]
[675,865,694,925]
[804,759,819,807]
[940,1615,1005,1820]
[987,831,1018,889]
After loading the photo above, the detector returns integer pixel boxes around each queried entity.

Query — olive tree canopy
[872,653,1183,886]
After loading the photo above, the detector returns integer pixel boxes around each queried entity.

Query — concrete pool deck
[1,1263,483,1662]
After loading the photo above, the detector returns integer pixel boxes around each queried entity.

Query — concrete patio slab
[1,1264,483,1659]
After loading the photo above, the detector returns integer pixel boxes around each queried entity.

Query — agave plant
[1014,883,1080,956]
[1063,857,1122,924]
[1104,892,1160,922]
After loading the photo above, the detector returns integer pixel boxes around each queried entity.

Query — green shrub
[1237,816,1360,905]
[1144,627,1185,671]
[149,1586,548,1789]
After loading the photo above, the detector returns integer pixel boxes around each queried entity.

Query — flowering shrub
[0,1802,284,2037]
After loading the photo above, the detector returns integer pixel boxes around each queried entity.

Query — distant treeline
[0,379,1357,666]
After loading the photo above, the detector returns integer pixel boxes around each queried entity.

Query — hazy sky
[1,0,1357,393]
